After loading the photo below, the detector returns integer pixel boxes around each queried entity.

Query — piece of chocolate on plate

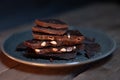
[35,19,68,29]
[32,30,85,41]
[24,48,77,60]
[16,43,27,51]
[33,19,68,35]
[24,30,85,49]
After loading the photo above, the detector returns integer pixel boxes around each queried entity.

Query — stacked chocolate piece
[22,19,85,60]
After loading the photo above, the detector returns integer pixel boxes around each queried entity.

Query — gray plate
[1,27,116,67]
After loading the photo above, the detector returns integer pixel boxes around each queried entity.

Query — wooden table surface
[0,4,120,80]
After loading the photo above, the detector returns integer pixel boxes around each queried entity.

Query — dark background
[0,0,120,31]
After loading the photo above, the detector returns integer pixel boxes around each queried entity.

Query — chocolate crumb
[50,58,54,62]
[16,43,27,51]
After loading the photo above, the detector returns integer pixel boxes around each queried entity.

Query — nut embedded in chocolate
[52,48,58,52]
[60,48,66,52]
[50,41,57,45]
[41,41,46,47]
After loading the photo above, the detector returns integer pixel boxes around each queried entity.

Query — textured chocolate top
[35,19,68,29]
[39,19,67,24]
